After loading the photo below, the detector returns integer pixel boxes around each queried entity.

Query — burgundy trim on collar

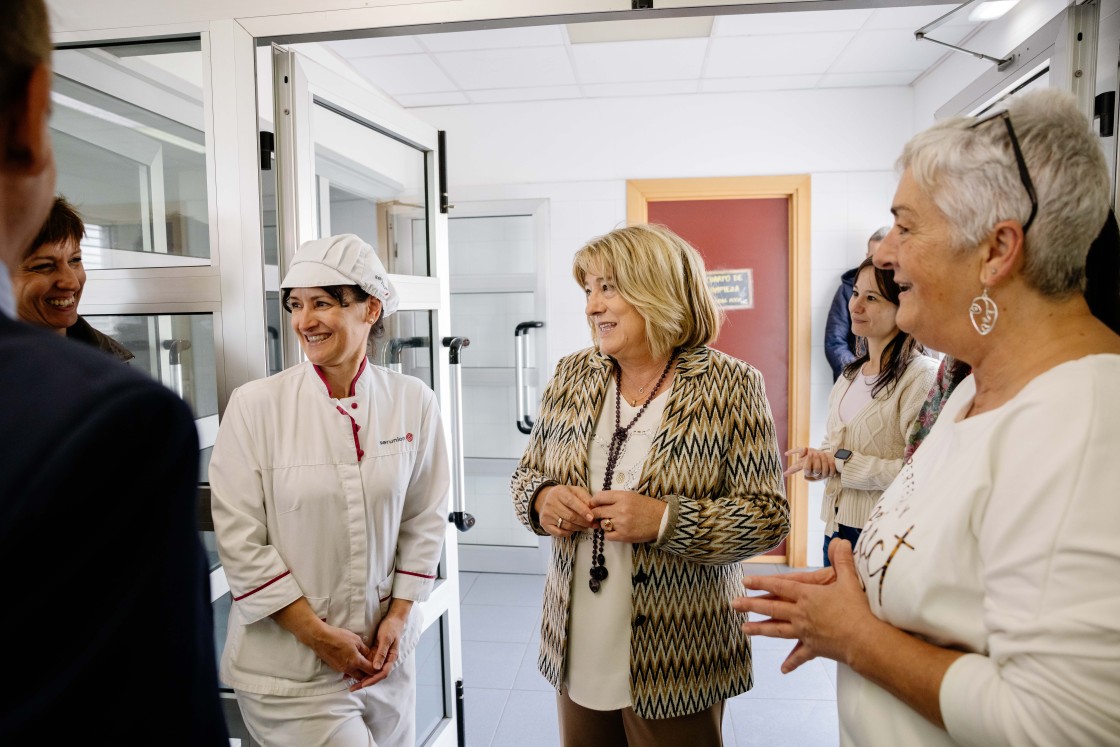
[312,357,367,397]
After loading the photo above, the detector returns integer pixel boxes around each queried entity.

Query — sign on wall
[706,268,754,310]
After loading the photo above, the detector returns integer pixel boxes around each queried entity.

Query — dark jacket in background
[0,313,228,743]
[824,266,859,381]
[67,314,135,363]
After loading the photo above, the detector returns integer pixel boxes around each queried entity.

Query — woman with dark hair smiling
[14,195,133,361]
[788,255,935,566]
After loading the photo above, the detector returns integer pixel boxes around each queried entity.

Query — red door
[647,198,790,558]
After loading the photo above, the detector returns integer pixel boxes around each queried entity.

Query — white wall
[46,0,1065,564]
[412,86,906,564]
[912,0,1072,127]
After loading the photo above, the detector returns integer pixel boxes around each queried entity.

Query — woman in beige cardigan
[787,256,936,566]
[510,223,789,747]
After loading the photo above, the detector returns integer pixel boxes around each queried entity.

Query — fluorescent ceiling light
[567,16,714,44]
[968,0,1019,22]
[51,91,205,155]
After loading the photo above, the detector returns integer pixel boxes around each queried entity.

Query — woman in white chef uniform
[210,233,450,747]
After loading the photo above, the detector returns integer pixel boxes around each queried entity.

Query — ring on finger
[602,517,615,532]
[556,516,564,529]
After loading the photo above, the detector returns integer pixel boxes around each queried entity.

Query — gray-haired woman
[734,88,1120,746]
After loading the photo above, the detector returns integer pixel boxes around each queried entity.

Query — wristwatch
[834,448,852,461]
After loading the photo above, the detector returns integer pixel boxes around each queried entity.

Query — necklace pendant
[591,565,608,581]
[589,578,601,593]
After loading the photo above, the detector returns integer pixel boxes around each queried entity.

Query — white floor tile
[462,640,528,690]
[457,570,843,746]
[463,572,545,607]
[461,603,540,643]
[463,687,509,747]
[491,690,561,747]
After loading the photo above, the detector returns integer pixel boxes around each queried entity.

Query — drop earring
[969,287,998,335]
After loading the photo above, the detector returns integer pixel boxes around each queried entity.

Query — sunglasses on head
[968,109,1039,234]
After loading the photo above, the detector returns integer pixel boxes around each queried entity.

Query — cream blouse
[566,377,671,710]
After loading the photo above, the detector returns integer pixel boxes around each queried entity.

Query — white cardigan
[819,354,938,533]
[209,360,449,696]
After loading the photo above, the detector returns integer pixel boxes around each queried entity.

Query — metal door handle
[514,321,544,434]
[442,336,475,532]
[387,336,428,374]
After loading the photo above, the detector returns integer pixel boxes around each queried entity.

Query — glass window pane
[374,310,435,388]
[449,215,535,275]
[85,312,218,419]
[51,41,210,269]
[415,620,448,743]
[313,103,430,277]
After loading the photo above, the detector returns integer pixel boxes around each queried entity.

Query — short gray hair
[868,226,890,246]
[899,88,1110,298]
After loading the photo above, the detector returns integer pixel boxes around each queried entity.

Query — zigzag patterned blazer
[511,345,789,719]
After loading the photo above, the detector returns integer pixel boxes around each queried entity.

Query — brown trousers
[556,689,724,747]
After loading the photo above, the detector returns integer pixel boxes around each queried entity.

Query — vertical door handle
[442,336,475,532]
[162,338,192,399]
[386,336,428,374]
[514,321,544,434]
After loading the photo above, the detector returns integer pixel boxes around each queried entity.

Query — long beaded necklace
[589,351,676,593]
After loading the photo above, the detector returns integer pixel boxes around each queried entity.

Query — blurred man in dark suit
[824,226,889,380]
[0,1,228,742]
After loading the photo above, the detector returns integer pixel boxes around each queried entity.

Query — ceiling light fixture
[915,0,1018,71]
[968,0,1020,22]
[567,16,713,44]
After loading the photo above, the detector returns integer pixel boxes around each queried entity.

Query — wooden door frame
[627,176,810,568]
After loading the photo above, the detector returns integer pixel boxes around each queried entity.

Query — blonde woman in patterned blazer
[511,223,790,747]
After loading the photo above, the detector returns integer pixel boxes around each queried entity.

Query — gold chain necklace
[623,364,669,406]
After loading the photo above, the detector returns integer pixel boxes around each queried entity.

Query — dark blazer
[0,313,228,743]
[825,266,859,381]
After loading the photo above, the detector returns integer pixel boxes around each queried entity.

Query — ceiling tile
[817,70,919,87]
[348,54,456,95]
[864,4,978,29]
[700,74,821,92]
[714,8,874,35]
[706,32,854,77]
[436,46,576,89]
[394,90,471,107]
[572,38,708,84]
[828,27,968,74]
[420,25,567,52]
[582,80,699,98]
[468,85,582,104]
[326,36,425,58]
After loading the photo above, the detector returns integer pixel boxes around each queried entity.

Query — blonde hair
[572,223,723,360]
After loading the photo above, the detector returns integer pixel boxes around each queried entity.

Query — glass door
[270,43,463,747]
[448,201,550,574]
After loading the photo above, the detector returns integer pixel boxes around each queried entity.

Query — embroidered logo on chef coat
[379,432,414,445]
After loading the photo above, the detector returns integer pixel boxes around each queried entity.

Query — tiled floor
[459,567,839,747]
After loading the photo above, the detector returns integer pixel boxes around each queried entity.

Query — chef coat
[210,359,450,696]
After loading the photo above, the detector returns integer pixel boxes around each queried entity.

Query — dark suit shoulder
[0,315,197,483]
[0,314,180,405]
